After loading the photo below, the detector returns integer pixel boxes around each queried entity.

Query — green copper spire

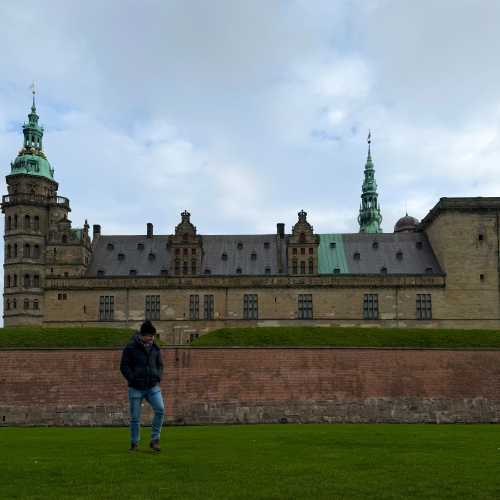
[9,85,55,181]
[358,131,382,233]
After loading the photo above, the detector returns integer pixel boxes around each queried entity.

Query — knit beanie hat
[140,320,156,336]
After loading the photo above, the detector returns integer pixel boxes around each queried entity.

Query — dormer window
[117,253,125,261]
[416,241,423,249]
[236,267,242,274]
[129,269,137,276]
[148,252,156,261]
[265,267,271,274]
[380,267,387,275]
[97,270,105,277]
[333,268,340,274]
[353,252,360,261]
[237,242,243,250]
[160,269,168,276]
[204,269,211,275]
[107,243,114,251]
[330,242,336,249]
[251,252,257,261]
[396,250,403,260]
[264,242,270,249]
[372,241,379,249]
[221,253,228,261]
[425,267,433,274]
[137,243,144,251]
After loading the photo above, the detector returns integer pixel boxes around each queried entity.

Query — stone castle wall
[1,347,499,426]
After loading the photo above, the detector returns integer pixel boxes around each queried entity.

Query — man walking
[120,320,165,452]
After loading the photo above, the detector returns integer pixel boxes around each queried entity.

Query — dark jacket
[120,334,164,390]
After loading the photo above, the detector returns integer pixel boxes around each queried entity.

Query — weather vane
[367,129,371,145]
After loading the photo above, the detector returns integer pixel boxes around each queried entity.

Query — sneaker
[128,442,139,453]
[150,439,161,452]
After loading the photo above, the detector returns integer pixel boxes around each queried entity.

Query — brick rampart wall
[1,348,499,425]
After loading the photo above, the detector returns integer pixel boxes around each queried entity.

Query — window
[221,253,228,261]
[264,242,270,249]
[137,243,144,251]
[265,267,271,275]
[237,242,243,250]
[107,242,114,251]
[192,248,197,255]
[129,269,137,276]
[148,252,156,261]
[183,248,188,256]
[480,274,485,281]
[6,245,11,259]
[372,241,379,249]
[13,274,17,287]
[33,300,39,310]
[204,269,211,275]
[33,275,40,288]
[62,235,67,244]
[425,267,433,275]
[58,293,68,301]
[236,267,242,274]
[292,259,298,274]
[24,215,30,230]
[251,252,257,261]
[309,247,313,255]
[33,245,40,258]
[24,299,29,310]
[182,261,188,275]
[243,294,258,320]
[380,267,388,275]
[7,216,11,231]
[34,216,39,231]
[160,269,168,276]
[333,268,340,274]
[189,295,199,320]
[6,275,10,288]
[300,261,306,274]
[416,241,423,250]
[363,294,379,320]
[6,299,10,311]
[396,250,403,260]
[118,253,125,261]
[99,295,114,321]
[24,274,30,288]
[204,295,214,320]
[298,294,313,319]
[24,244,31,258]
[292,248,297,255]
[175,248,180,255]
[478,234,484,241]
[299,232,306,243]
[97,270,105,277]
[191,259,197,274]
[300,247,305,255]
[353,252,360,261]
[308,258,314,274]
[13,298,17,309]
[175,259,180,275]
[145,295,160,321]
[416,294,432,320]
[14,215,17,229]
[330,242,336,249]
[14,244,17,258]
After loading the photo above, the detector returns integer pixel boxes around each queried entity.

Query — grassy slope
[0,327,136,348]
[0,425,499,500]
[192,326,500,348]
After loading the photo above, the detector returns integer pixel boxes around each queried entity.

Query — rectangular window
[145,295,160,321]
[300,261,306,274]
[416,294,432,320]
[363,294,379,320]
[204,295,214,320]
[243,294,258,319]
[189,294,199,320]
[99,295,114,321]
[298,294,313,319]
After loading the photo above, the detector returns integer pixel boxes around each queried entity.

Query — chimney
[147,222,153,238]
[93,224,101,239]
[277,223,285,239]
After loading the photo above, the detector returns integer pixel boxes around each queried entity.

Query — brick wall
[1,348,499,426]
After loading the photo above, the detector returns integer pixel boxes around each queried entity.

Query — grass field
[0,327,138,348]
[1,424,499,499]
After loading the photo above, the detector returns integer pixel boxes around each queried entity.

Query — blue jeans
[128,384,165,444]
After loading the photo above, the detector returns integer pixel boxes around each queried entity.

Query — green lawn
[192,326,500,348]
[0,327,137,348]
[0,425,498,499]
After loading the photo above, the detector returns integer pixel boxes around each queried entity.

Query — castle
[4,96,500,342]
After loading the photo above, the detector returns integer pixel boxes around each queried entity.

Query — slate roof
[86,232,442,277]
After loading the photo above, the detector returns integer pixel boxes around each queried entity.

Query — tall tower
[358,132,383,233]
[2,89,90,325]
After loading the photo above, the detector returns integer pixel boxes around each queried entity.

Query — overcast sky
[1,0,499,238]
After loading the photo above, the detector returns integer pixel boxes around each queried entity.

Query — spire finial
[367,129,372,159]
[29,81,37,111]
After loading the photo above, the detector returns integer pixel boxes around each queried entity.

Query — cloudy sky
[1,0,499,238]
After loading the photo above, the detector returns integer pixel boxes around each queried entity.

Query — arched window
[24,215,31,230]
[6,245,11,259]
[34,216,40,231]
[33,245,40,258]
[23,298,30,310]
[33,275,40,288]
[24,274,31,288]
[13,274,17,287]
[14,243,17,257]
[24,244,31,258]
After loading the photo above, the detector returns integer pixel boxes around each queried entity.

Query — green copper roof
[9,94,55,181]
[358,132,382,233]
[318,234,349,274]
